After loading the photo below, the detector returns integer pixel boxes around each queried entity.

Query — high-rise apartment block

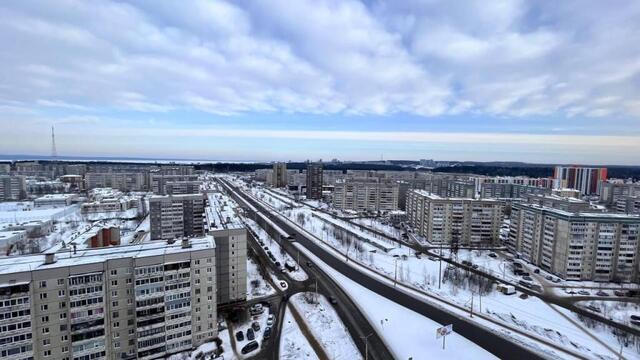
[305,163,323,200]
[271,163,288,188]
[0,237,217,360]
[333,178,399,212]
[508,203,640,282]
[406,190,503,245]
[150,175,200,195]
[480,183,551,199]
[86,173,146,192]
[599,182,640,206]
[553,166,607,195]
[0,175,27,201]
[204,191,247,305]
[149,194,205,241]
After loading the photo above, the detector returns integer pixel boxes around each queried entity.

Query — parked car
[533,269,540,274]
[552,278,561,283]
[522,276,533,282]
[586,305,601,313]
[267,314,275,326]
[329,296,338,305]
[462,260,472,266]
[235,331,244,342]
[306,261,313,268]
[252,321,261,332]
[241,341,259,354]
[578,290,590,296]
[263,326,272,339]
[596,290,609,297]
[545,275,553,281]
[614,290,626,297]
[250,303,264,315]
[488,252,498,258]
[246,328,255,341]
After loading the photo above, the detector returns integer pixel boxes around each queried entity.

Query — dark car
[263,326,272,339]
[488,253,498,258]
[246,328,255,341]
[241,341,259,354]
[275,261,281,268]
[533,269,540,274]
[252,321,261,332]
[235,331,244,342]
[596,290,609,297]
[615,290,626,297]
[329,296,338,305]
[306,261,313,268]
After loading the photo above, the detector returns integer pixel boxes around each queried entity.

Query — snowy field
[353,217,403,239]
[244,182,639,360]
[247,257,277,300]
[280,307,319,360]
[294,243,497,360]
[290,292,362,360]
[577,299,640,325]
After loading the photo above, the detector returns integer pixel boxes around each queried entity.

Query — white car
[267,314,275,326]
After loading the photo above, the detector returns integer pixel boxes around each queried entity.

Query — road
[221,179,395,360]
[221,179,553,360]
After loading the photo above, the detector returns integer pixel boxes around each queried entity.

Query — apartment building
[0,175,27,201]
[306,163,323,200]
[86,173,146,192]
[600,182,640,206]
[553,165,607,195]
[406,190,503,245]
[149,194,205,241]
[271,163,288,188]
[150,175,200,195]
[0,237,217,360]
[615,196,640,215]
[333,178,399,212]
[480,183,551,199]
[0,163,11,174]
[34,194,78,208]
[204,191,247,305]
[508,203,640,282]
[524,194,591,212]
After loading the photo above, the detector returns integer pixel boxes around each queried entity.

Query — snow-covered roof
[0,236,215,276]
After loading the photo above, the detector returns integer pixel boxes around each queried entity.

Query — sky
[0,0,639,164]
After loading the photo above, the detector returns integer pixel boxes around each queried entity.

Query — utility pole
[470,293,474,318]
[361,333,373,360]
[438,242,443,289]
[394,258,398,287]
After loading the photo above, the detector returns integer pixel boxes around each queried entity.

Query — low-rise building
[406,190,503,245]
[0,229,27,253]
[508,203,640,282]
[33,194,78,208]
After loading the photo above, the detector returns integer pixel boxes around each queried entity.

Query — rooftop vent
[181,237,191,249]
[44,253,56,265]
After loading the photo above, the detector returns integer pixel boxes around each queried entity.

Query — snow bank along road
[219,179,394,360]
[222,179,555,360]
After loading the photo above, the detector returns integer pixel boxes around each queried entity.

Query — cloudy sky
[0,0,639,164]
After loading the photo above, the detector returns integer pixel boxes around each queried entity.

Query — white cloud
[0,0,638,120]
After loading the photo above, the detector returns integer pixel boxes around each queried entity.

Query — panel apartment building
[508,203,640,282]
[480,183,551,199]
[149,194,205,241]
[553,165,607,195]
[204,190,247,305]
[333,178,399,213]
[0,237,217,360]
[0,175,27,201]
[406,190,504,245]
[599,182,640,206]
[85,173,147,192]
[150,174,200,195]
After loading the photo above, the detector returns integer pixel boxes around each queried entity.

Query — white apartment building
[333,178,399,213]
[85,173,146,192]
[508,203,640,282]
[0,175,27,201]
[149,194,205,241]
[406,190,503,245]
[0,237,217,360]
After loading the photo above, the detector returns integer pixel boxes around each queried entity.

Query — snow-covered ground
[245,218,308,282]
[290,292,362,360]
[280,307,319,360]
[232,306,270,358]
[576,300,640,325]
[247,257,277,300]
[294,243,497,360]
[243,182,638,359]
[353,217,402,239]
[0,204,78,223]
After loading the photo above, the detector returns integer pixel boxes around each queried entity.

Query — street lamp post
[361,333,374,360]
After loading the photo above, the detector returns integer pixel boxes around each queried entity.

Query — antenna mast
[51,125,58,158]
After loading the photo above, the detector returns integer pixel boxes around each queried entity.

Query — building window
[42,327,50,334]
[111,270,118,276]
[42,315,49,323]
[58,279,65,286]
[44,350,51,357]
[40,281,47,288]
[43,339,50,346]
[40,293,47,299]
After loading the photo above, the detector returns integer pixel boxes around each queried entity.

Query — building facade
[0,175,27,201]
[406,190,503,245]
[508,203,640,282]
[333,178,399,212]
[149,194,205,241]
[0,237,217,360]
[85,173,146,192]
[553,166,607,195]
[150,175,200,195]
[305,163,323,200]
[599,182,640,206]
[480,183,551,199]
[271,163,287,188]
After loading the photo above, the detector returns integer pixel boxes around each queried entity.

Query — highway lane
[220,179,395,360]
[223,179,550,360]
